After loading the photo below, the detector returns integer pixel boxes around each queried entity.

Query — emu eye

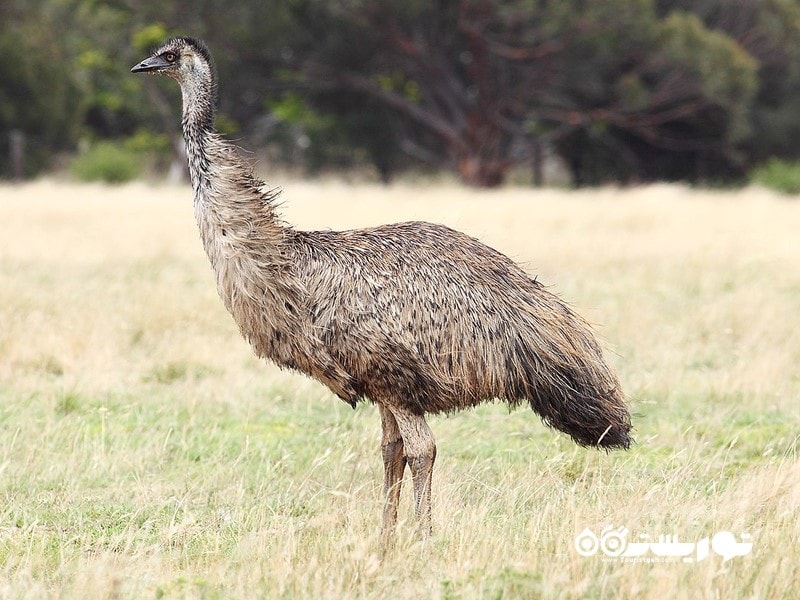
[165,53,176,63]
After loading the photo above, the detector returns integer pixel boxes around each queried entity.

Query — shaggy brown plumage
[132,37,632,539]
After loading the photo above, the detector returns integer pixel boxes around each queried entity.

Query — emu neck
[178,69,286,280]
[178,68,220,201]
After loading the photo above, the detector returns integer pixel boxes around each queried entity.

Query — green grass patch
[2,183,800,597]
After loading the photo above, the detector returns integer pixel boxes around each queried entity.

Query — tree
[0,1,82,177]
[0,0,783,186]
[546,8,757,183]
[664,0,800,167]
[276,0,760,186]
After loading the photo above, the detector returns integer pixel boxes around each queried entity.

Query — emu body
[132,37,632,538]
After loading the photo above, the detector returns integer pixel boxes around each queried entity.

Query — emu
[132,37,632,540]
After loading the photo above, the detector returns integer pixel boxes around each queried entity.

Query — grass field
[1,180,798,599]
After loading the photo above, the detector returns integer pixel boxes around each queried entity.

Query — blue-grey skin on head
[130,36,213,76]
[131,37,218,130]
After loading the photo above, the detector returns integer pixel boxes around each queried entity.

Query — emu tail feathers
[506,306,632,450]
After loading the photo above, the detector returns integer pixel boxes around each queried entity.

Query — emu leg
[379,404,406,545]
[389,407,436,536]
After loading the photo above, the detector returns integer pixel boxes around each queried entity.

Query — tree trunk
[457,152,506,187]
[532,139,544,187]
[9,130,25,181]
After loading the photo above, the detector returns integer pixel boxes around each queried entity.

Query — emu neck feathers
[177,75,356,404]
[179,70,283,260]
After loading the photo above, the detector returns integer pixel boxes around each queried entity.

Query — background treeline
[3,0,800,187]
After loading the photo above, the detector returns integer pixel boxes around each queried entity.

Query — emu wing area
[293,221,587,415]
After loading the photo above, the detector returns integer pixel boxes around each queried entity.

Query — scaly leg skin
[379,404,406,548]
[389,406,437,537]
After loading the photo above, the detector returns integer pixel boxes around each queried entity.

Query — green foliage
[70,141,143,183]
[750,158,800,195]
[268,94,333,130]
[69,130,175,183]
[375,73,421,102]
[659,11,758,140]
[132,23,173,54]
[616,74,651,112]
[0,25,81,177]
[265,92,397,177]
[3,0,800,184]
[124,129,171,156]
[215,113,241,137]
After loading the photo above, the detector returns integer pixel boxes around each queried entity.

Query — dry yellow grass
[1,179,798,598]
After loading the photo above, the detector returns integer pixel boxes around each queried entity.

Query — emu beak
[131,55,170,73]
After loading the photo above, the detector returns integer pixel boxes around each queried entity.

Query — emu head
[131,37,217,124]
[131,37,213,87]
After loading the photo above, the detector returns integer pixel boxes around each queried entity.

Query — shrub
[70,141,143,183]
[123,129,172,157]
[750,158,800,195]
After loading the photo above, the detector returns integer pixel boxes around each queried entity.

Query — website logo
[574,526,752,563]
